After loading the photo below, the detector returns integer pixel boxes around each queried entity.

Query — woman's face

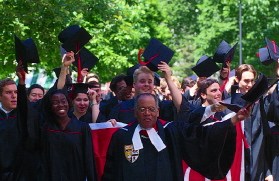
[51,93,69,118]
[73,93,89,114]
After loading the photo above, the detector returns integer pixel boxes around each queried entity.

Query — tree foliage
[1,0,279,83]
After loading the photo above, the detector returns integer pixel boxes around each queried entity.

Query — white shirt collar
[0,102,13,114]
[132,124,166,152]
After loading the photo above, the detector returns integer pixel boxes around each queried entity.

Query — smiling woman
[26,89,98,181]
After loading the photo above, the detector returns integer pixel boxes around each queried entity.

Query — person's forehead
[137,73,154,79]
[116,80,126,87]
[76,93,89,98]
[138,95,155,104]
[51,93,66,100]
[3,84,17,91]
[30,88,44,94]
[241,71,255,80]
[207,82,219,89]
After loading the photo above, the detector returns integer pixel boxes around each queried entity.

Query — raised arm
[16,63,28,139]
[158,61,182,112]
[57,51,75,89]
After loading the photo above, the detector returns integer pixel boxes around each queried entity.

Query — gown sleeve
[172,106,237,179]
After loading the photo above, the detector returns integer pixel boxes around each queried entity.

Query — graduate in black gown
[23,52,97,181]
[0,77,28,181]
[99,74,133,121]
[67,82,105,123]
[39,89,97,181]
[102,93,250,181]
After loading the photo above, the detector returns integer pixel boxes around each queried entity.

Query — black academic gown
[40,118,96,181]
[103,108,236,181]
[0,84,28,181]
[109,98,176,123]
[99,96,119,120]
[24,85,97,181]
[266,125,279,179]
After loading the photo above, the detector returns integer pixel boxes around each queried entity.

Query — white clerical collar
[0,102,12,114]
[132,124,166,152]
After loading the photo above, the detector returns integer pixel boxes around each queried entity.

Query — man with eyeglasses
[102,92,251,181]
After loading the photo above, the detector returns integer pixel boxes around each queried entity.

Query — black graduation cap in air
[58,25,80,43]
[72,48,99,71]
[258,47,273,65]
[191,55,220,77]
[60,26,92,53]
[265,37,279,62]
[14,35,40,72]
[213,40,238,67]
[141,38,174,72]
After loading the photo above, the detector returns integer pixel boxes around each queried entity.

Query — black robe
[40,118,96,181]
[103,107,236,181]
[25,86,97,181]
[99,96,119,120]
[0,84,28,181]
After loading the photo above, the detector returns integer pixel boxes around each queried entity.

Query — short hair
[85,73,100,83]
[27,84,45,96]
[0,78,16,95]
[109,74,126,93]
[134,93,159,110]
[197,78,219,102]
[235,64,257,81]
[133,66,154,83]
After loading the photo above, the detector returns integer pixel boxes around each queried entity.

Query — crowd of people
[1,27,279,181]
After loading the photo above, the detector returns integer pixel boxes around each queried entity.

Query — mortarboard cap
[213,40,238,67]
[191,55,220,77]
[58,25,80,43]
[73,48,99,71]
[61,27,92,54]
[265,38,279,62]
[69,83,90,94]
[22,38,40,63]
[140,38,174,72]
[258,47,273,65]
[14,35,40,72]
